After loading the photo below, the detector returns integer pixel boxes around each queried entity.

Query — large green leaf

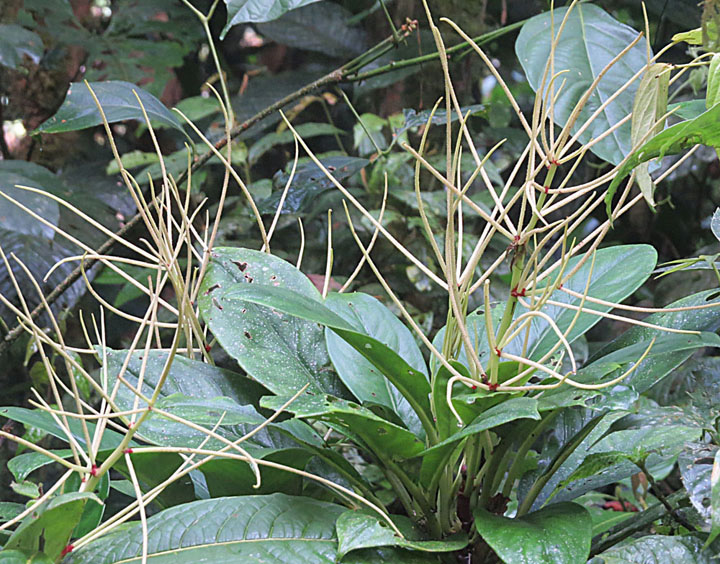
[606,103,720,214]
[198,247,345,397]
[3,492,101,561]
[335,511,467,558]
[589,289,720,393]
[325,292,426,437]
[516,4,648,165]
[256,2,366,58]
[0,170,59,239]
[102,348,323,495]
[35,81,184,135]
[261,393,424,460]
[591,535,715,563]
[227,284,433,435]
[474,502,592,564]
[0,24,42,69]
[65,493,434,563]
[221,0,322,38]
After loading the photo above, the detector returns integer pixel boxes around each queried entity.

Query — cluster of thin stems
[0,0,716,556]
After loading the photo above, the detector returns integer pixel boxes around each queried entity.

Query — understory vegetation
[3,0,720,562]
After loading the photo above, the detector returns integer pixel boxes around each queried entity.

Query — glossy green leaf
[222,0,322,38]
[606,103,720,214]
[228,283,433,434]
[589,289,720,393]
[707,54,720,109]
[324,292,426,437]
[592,535,715,563]
[0,170,59,240]
[65,493,430,563]
[335,511,467,558]
[102,348,321,495]
[474,502,592,564]
[35,81,184,135]
[198,247,344,396]
[0,24,42,69]
[0,502,24,523]
[4,492,100,560]
[8,449,73,482]
[517,4,648,165]
[256,2,366,58]
[262,392,425,460]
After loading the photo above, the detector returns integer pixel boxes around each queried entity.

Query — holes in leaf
[204,283,220,295]
[244,331,252,339]
[706,291,720,301]
[376,427,388,435]
[232,260,248,272]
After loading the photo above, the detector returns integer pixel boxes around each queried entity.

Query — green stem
[478,439,509,509]
[502,411,559,498]
[516,415,604,516]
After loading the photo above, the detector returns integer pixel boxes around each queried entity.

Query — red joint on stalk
[494,347,502,357]
[543,185,549,194]
[510,287,526,298]
[558,283,563,289]
[488,382,499,392]
[204,344,211,353]
[471,385,477,390]
[124,448,134,455]
[90,464,98,477]
[61,545,74,557]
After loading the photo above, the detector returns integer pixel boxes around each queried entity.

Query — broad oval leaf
[65,493,433,563]
[0,170,59,239]
[198,247,344,397]
[325,292,426,437]
[474,502,592,564]
[516,4,648,165]
[35,81,184,135]
[221,0,322,38]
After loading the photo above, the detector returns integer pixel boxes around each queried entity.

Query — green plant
[3,1,720,563]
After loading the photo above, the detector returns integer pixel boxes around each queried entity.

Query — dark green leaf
[261,392,425,460]
[222,0,322,38]
[35,81,184,135]
[0,170,59,239]
[8,449,73,482]
[325,292,426,437]
[4,492,101,560]
[395,105,486,137]
[65,493,430,563]
[517,4,647,165]
[474,502,592,564]
[589,289,720,393]
[669,99,707,120]
[336,511,467,558]
[259,156,368,215]
[0,24,42,69]
[256,2,366,58]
